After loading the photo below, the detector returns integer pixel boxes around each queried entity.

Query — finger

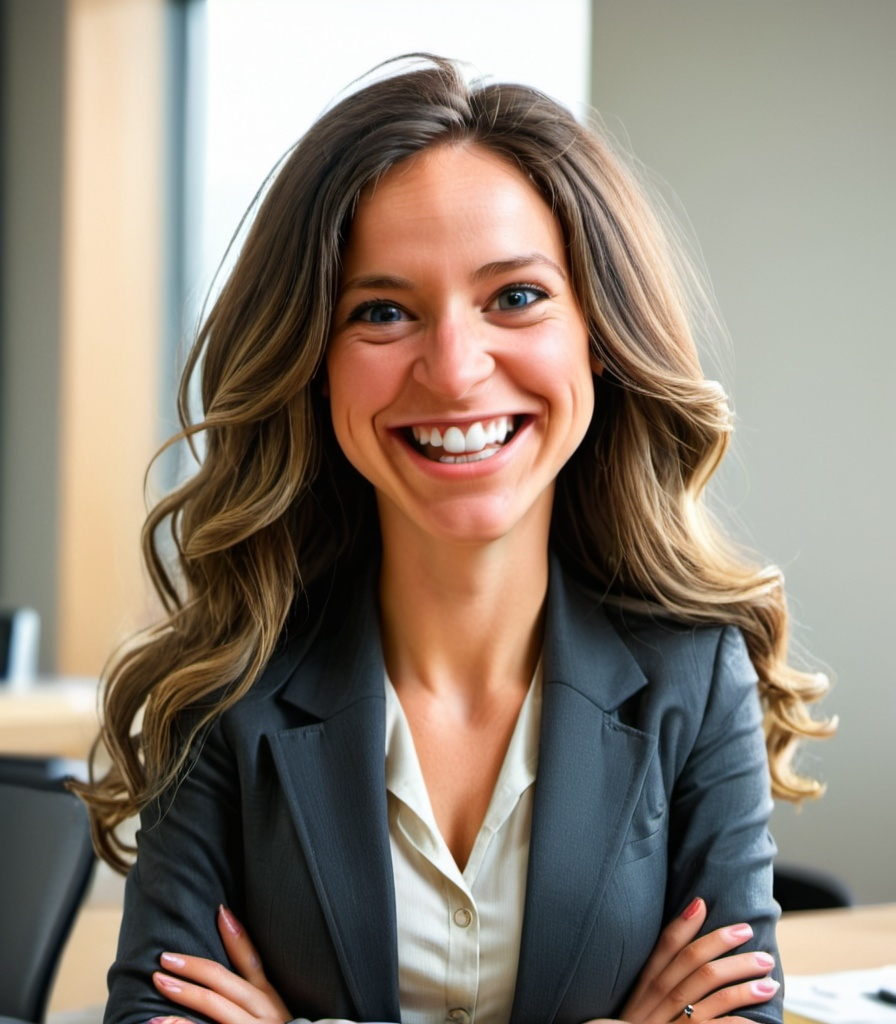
[218,907,266,986]
[154,970,281,1024]
[154,956,282,1021]
[656,951,776,1022]
[687,977,780,1023]
[217,907,291,1019]
[633,921,764,1023]
[627,897,707,1004]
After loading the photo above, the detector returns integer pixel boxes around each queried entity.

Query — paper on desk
[785,966,896,1024]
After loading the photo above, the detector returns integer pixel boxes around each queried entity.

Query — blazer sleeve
[663,625,783,1024]
[104,718,246,1024]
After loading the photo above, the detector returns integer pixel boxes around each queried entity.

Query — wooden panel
[57,0,167,675]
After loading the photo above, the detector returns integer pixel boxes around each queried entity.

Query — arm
[609,896,778,1024]
[152,899,776,1024]
[105,718,248,1024]
[658,627,782,1024]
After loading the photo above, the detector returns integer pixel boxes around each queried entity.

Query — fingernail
[219,904,243,937]
[751,978,780,997]
[723,923,753,942]
[160,952,186,968]
[683,897,703,920]
[754,952,775,969]
[154,973,182,993]
[149,1018,175,1024]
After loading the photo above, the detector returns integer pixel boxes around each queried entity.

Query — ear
[590,355,605,377]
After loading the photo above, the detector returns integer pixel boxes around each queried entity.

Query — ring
[684,1006,694,1019]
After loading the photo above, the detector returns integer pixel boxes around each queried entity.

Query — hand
[150,905,291,1024]
[586,896,779,1024]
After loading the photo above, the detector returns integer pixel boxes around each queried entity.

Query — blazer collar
[275,559,385,720]
[274,553,649,719]
[542,554,649,711]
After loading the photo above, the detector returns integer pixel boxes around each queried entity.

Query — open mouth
[405,415,522,464]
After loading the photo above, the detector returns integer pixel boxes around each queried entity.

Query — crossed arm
[147,896,779,1024]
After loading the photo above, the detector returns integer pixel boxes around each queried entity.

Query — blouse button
[453,907,473,927]
[447,1009,471,1024]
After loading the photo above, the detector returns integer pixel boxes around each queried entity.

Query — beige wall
[591,0,896,902]
[57,0,166,674]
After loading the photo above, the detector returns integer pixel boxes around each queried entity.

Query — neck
[377,522,550,704]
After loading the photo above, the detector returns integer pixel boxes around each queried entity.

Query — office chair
[773,861,855,912]
[0,780,96,1023]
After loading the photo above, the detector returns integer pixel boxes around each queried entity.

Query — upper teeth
[412,416,514,454]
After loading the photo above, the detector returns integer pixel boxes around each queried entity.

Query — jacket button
[453,907,473,927]
[447,1009,470,1024]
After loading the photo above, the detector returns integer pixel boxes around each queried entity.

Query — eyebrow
[470,253,567,283]
[340,273,416,293]
[339,252,567,295]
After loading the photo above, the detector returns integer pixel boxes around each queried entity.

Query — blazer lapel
[511,563,657,1024]
[267,569,401,1022]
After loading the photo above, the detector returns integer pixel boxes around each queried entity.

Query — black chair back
[0,781,96,1022]
[773,862,855,912]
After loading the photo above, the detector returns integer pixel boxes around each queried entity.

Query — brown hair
[76,55,832,872]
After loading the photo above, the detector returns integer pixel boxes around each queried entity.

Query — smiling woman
[74,55,832,1024]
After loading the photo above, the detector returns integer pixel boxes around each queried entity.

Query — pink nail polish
[724,923,753,942]
[218,904,243,938]
[155,974,182,993]
[160,953,186,968]
[149,1018,173,1024]
[683,897,703,921]
[754,952,775,969]
[752,979,780,997]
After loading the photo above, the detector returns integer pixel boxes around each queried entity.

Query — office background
[1,0,894,901]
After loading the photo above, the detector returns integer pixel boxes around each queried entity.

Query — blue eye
[351,301,407,324]
[495,285,548,310]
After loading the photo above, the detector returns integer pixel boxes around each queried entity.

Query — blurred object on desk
[0,607,40,688]
[0,678,100,759]
[0,753,89,787]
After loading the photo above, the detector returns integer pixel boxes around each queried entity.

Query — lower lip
[395,418,531,478]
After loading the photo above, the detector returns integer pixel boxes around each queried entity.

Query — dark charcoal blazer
[106,559,782,1024]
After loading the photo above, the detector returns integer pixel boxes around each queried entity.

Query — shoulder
[611,609,756,693]
[550,561,759,732]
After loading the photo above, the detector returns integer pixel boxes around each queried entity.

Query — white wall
[592,0,896,902]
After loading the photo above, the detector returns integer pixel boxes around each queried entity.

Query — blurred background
[0,0,893,922]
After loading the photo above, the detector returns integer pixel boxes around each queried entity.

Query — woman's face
[326,143,596,550]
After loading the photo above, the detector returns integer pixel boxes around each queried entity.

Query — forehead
[343,143,566,270]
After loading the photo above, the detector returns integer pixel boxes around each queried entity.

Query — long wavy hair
[76,55,833,871]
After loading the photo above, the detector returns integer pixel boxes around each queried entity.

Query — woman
[78,56,831,1024]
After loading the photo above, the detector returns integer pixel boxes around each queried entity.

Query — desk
[0,679,100,759]
[778,904,896,975]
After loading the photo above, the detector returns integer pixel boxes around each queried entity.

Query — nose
[412,315,494,399]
